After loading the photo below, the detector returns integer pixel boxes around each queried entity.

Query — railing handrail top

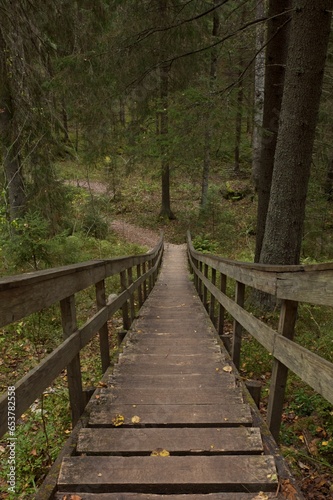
[187,231,333,274]
[0,233,163,291]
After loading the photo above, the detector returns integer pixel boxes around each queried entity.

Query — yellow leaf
[112,414,125,427]
[151,448,170,457]
[223,365,232,373]
[131,415,141,424]
[97,382,107,388]
[70,496,83,500]
[322,441,329,446]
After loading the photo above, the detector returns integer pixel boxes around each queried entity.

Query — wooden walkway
[55,244,281,498]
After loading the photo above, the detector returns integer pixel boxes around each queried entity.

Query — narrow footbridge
[1,233,333,499]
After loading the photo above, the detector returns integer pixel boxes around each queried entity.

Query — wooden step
[108,373,236,389]
[89,403,252,427]
[55,493,284,499]
[77,427,263,455]
[98,387,243,405]
[58,455,278,494]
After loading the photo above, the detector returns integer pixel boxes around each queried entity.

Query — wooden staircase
[55,244,282,498]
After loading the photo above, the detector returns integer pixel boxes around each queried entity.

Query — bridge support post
[127,267,136,323]
[218,273,227,338]
[120,271,130,330]
[232,281,245,369]
[60,295,85,427]
[137,264,143,307]
[210,268,217,326]
[267,299,298,442]
[95,280,110,373]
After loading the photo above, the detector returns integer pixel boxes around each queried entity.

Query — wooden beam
[95,280,110,373]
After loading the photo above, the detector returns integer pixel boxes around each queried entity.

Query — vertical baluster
[142,262,148,301]
[120,270,130,330]
[210,268,216,326]
[137,264,143,308]
[232,281,245,369]
[95,280,110,373]
[128,267,135,323]
[218,273,227,337]
[60,295,85,426]
[198,261,203,300]
[203,264,209,311]
[267,299,298,442]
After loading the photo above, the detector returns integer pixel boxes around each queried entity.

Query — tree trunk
[251,0,266,190]
[0,33,25,220]
[234,70,243,176]
[158,0,175,219]
[201,0,220,208]
[254,0,291,262]
[259,0,332,266]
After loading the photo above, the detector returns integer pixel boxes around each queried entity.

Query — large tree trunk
[0,32,25,220]
[201,0,220,208]
[158,0,175,220]
[259,0,332,266]
[254,0,291,262]
[158,61,175,219]
[251,0,266,190]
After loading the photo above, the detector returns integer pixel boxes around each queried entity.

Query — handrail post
[137,264,143,307]
[267,299,298,442]
[218,273,226,337]
[120,270,130,330]
[210,268,216,326]
[198,261,203,300]
[60,295,85,426]
[232,281,245,369]
[203,264,209,311]
[142,262,148,301]
[95,280,110,373]
[128,267,135,323]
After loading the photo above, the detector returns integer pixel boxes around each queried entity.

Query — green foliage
[82,203,108,239]
[1,212,52,271]
[192,234,218,254]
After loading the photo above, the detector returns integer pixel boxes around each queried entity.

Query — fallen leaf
[131,415,141,424]
[112,414,125,427]
[30,449,37,456]
[252,493,269,500]
[70,496,83,500]
[151,448,170,457]
[97,382,107,388]
[97,473,102,477]
[223,365,232,373]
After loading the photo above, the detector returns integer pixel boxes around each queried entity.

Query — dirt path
[110,219,161,249]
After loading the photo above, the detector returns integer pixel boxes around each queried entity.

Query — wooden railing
[187,231,333,441]
[0,235,164,437]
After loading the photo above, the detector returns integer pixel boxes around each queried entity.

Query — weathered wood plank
[0,237,163,328]
[104,388,243,405]
[77,427,263,454]
[277,270,333,305]
[89,403,252,427]
[108,373,236,389]
[57,455,278,493]
[55,494,285,499]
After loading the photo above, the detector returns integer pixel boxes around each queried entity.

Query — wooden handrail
[187,231,333,441]
[0,235,164,437]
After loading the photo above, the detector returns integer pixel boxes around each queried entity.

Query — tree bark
[158,0,175,219]
[0,31,25,220]
[251,0,266,190]
[259,0,332,266]
[254,0,291,262]
[201,0,220,208]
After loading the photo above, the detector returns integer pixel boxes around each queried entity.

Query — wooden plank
[108,373,236,389]
[77,427,263,454]
[95,280,110,373]
[112,364,235,377]
[89,403,253,427]
[267,300,298,441]
[57,455,278,493]
[194,267,276,353]
[123,343,220,355]
[277,269,333,305]
[55,494,285,500]
[232,281,245,369]
[60,295,85,426]
[0,237,163,328]
[105,388,243,405]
